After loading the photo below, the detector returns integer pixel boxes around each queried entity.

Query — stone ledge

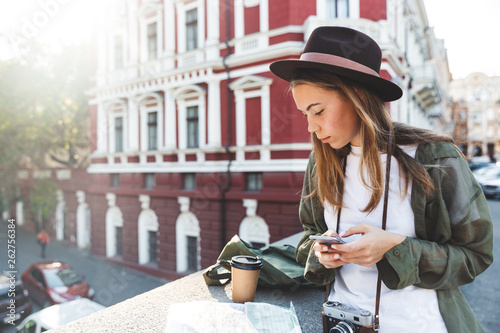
[49,270,325,332]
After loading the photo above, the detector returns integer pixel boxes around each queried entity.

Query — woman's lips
[320,136,330,143]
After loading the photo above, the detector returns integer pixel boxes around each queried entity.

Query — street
[461,198,500,333]
[1,199,499,332]
[0,222,168,332]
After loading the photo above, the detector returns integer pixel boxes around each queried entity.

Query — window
[186,8,198,51]
[145,173,155,189]
[183,173,196,190]
[147,22,157,60]
[147,111,158,150]
[187,106,199,148]
[115,226,123,256]
[115,116,123,152]
[326,0,349,19]
[148,231,157,263]
[186,236,198,272]
[246,173,262,192]
[111,174,120,188]
[114,35,123,69]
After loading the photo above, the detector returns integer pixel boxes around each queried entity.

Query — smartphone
[309,235,346,245]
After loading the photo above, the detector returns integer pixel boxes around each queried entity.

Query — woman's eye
[314,110,324,116]
[302,113,307,118]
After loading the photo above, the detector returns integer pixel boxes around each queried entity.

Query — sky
[0,0,499,79]
[423,0,500,79]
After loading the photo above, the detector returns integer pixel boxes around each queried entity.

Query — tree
[29,179,59,231]
[0,41,91,211]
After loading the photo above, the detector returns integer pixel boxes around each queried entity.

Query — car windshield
[43,268,83,287]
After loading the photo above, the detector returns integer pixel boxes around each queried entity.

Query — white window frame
[106,100,128,153]
[55,190,66,241]
[176,0,205,54]
[239,199,270,248]
[112,32,126,70]
[138,195,159,265]
[105,193,124,258]
[316,0,359,20]
[176,197,201,273]
[139,6,163,63]
[174,85,206,150]
[229,76,272,161]
[138,93,164,152]
[76,191,91,250]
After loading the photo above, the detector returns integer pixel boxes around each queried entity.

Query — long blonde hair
[290,69,456,213]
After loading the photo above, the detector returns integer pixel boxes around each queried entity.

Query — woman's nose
[307,118,319,133]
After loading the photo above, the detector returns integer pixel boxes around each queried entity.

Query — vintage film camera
[322,301,374,333]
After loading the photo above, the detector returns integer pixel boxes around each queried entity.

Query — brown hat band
[300,52,379,77]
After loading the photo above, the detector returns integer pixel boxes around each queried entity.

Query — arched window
[55,190,66,241]
[173,85,206,150]
[138,93,164,152]
[138,195,159,265]
[105,99,127,153]
[175,197,200,273]
[16,200,24,226]
[239,199,270,248]
[105,193,124,258]
[76,191,91,250]
[229,75,272,161]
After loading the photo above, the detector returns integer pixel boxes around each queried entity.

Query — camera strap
[333,130,394,332]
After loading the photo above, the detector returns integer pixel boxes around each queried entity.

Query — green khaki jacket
[296,142,493,333]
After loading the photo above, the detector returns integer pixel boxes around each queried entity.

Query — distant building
[15,0,450,280]
[448,73,500,160]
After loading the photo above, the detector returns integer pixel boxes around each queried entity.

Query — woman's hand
[312,230,347,269]
[313,225,406,268]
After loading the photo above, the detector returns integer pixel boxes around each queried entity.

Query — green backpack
[203,235,312,289]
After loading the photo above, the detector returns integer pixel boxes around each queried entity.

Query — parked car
[16,298,105,333]
[0,273,32,327]
[21,261,95,308]
[473,165,500,185]
[480,178,500,199]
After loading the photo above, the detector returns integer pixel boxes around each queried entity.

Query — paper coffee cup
[230,255,262,303]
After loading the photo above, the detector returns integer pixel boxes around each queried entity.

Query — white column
[235,90,246,161]
[198,96,206,148]
[127,0,138,65]
[176,2,186,53]
[207,80,222,147]
[261,85,271,146]
[178,100,187,149]
[206,0,220,60]
[164,0,176,70]
[234,0,244,39]
[96,102,108,153]
[260,0,269,33]
[165,89,177,149]
[128,98,139,151]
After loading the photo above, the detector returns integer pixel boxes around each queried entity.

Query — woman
[270,26,493,332]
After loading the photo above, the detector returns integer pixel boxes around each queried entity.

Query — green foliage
[0,41,91,209]
[29,179,59,228]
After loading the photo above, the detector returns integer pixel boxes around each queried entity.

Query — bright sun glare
[0,0,102,59]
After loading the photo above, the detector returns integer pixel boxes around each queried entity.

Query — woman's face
[292,83,362,148]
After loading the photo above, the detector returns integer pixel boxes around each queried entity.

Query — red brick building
[15,0,448,280]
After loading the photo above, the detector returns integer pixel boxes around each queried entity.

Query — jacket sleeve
[378,142,494,290]
[295,153,339,286]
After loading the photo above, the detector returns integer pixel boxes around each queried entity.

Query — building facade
[15,0,450,280]
[448,72,500,159]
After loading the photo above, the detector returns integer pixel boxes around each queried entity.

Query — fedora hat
[270,26,403,102]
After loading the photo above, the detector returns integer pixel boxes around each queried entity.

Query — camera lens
[330,321,355,333]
